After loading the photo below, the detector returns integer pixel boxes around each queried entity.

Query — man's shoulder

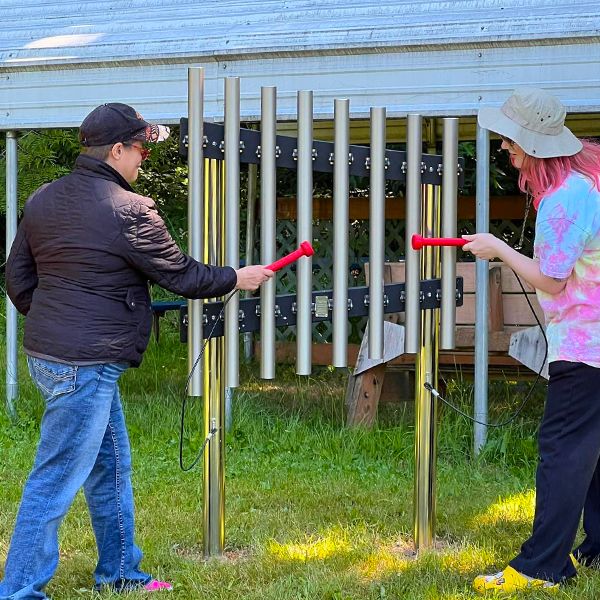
[110,188,156,220]
[24,179,61,209]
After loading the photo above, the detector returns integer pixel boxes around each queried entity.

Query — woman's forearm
[496,244,567,295]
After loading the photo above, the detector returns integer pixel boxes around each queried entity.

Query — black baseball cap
[79,102,170,147]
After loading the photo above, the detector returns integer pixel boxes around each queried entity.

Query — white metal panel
[1,1,600,128]
[1,1,599,67]
[1,62,220,128]
[222,42,600,119]
[2,42,600,129]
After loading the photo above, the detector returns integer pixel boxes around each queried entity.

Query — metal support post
[474,125,490,455]
[6,131,18,418]
[413,183,441,551]
[203,159,226,557]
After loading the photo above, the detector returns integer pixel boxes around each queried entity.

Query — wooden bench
[345,261,544,426]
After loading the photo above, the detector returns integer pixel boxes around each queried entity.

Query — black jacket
[6,154,237,367]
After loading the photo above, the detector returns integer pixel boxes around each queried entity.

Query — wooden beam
[276,195,534,221]
[259,342,526,368]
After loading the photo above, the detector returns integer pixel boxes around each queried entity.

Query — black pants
[510,361,600,582]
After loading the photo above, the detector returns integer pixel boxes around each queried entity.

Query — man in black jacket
[1,103,273,599]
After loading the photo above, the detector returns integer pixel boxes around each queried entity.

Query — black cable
[181,265,547,462]
[424,268,548,428]
[179,289,238,471]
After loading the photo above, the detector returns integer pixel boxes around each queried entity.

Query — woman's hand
[462,233,508,261]
[234,265,274,291]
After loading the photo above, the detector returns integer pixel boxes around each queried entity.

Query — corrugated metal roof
[2,0,599,68]
[1,1,600,128]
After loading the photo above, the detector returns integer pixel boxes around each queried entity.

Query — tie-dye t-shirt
[534,172,600,367]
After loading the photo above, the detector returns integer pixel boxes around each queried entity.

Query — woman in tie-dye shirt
[464,88,600,593]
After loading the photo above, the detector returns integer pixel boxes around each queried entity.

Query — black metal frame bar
[175,277,463,342]
[179,120,465,187]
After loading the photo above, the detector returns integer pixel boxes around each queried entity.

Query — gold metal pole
[413,183,441,551]
[203,159,226,556]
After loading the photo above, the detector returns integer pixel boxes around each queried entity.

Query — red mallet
[266,241,314,272]
[411,234,467,250]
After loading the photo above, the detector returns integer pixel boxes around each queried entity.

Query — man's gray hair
[80,144,114,161]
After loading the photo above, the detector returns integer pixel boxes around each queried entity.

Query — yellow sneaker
[570,553,581,569]
[473,565,558,594]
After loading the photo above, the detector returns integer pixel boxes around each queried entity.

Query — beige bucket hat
[478,87,582,158]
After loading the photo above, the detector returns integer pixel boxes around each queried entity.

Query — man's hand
[462,233,508,261]
[234,265,274,291]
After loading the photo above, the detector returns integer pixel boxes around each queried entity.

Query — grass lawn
[0,314,597,599]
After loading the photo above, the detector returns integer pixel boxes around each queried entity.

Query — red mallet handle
[411,234,467,250]
[266,241,314,272]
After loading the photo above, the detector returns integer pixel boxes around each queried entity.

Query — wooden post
[488,265,504,333]
[345,363,386,427]
[345,321,405,427]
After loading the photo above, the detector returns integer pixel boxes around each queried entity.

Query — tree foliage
[0,129,81,214]
[0,128,191,267]
[459,140,520,196]
[133,126,189,248]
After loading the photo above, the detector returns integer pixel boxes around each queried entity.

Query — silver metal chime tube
[224,77,240,391]
[5,131,18,418]
[244,162,258,362]
[368,107,386,360]
[187,67,204,398]
[223,77,240,432]
[440,118,459,350]
[332,99,350,368]
[260,86,277,379]
[405,114,423,354]
[296,90,313,376]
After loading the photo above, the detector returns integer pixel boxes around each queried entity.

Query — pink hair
[518,140,600,201]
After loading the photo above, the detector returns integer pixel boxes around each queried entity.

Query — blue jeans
[0,358,150,600]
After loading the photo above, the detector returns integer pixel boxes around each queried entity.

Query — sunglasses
[123,143,150,161]
[500,135,515,146]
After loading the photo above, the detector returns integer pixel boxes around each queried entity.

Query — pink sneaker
[144,580,173,592]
